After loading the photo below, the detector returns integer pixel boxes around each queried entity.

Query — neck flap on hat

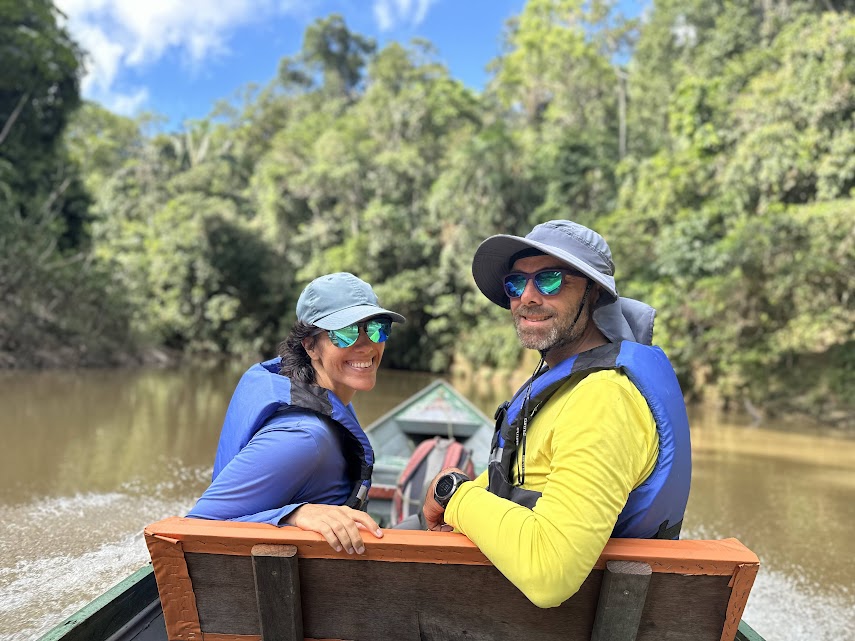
[593,296,656,345]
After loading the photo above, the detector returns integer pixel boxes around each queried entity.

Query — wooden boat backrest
[144,516,759,641]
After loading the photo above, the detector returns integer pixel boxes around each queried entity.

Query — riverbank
[0,345,174,370]
[2,345,851,432]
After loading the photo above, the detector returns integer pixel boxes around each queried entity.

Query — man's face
[508,254,593,352]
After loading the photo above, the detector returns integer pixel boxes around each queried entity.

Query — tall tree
[0,0,133,366]
[489,0,635,222]
[301,14,376,99]
[608,6,855,420]
[0,0,88,247]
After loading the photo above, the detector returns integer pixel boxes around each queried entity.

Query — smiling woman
[186,272,405,555]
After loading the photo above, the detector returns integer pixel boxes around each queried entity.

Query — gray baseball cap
[472,220,656,345]
[296,272,405,330]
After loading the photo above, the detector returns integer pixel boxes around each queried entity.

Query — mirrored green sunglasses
[503,268,583,299]
[324,317,392,348]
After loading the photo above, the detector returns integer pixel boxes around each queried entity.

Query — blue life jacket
[213,358,374,509]
[489,341,691,539]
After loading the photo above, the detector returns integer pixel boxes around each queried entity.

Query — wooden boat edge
[736,619,765,641]
[36,564,161,641]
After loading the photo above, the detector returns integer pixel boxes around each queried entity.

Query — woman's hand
[283,504,383,554]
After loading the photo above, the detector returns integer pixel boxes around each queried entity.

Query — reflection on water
[0,366,242,505]
[0,365,853,640]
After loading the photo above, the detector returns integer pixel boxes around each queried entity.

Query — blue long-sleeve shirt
[187,411,352,525]
[186,358,367,526]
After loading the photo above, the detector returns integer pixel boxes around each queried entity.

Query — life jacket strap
[494,401,510,422]
[351,483,369,510]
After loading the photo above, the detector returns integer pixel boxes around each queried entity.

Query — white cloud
[372,0,438,32]
[104,87,150,116]
[374,2,393,31]
[74,22,124,95]
[55,0,295,113]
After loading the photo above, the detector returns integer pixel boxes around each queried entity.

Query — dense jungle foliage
[1,0,853,425]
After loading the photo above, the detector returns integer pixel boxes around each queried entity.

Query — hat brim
[472,234,618,309]
[313,304,406,330]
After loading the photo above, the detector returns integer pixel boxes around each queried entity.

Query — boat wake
[0,482,204,641]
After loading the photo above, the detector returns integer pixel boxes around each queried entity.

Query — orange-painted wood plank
[145,517,759,575]
[202,637,340,641]
[720,562,760,641]
[144,534,202,641]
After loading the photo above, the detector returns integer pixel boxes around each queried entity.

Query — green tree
[29,1,850,427]
[300,14,376,99]
[0,0,88,247]
[489,0,634,224]
[0,0,133,367]
[607,7,855,422]
[65,102,143,195]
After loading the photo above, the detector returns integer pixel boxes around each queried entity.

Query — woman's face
[304,326,386,404]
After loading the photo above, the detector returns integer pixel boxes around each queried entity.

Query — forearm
[187,425,324,525]
[446,483,615,608]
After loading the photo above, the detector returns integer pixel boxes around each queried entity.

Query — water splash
[0,473,206,641]
[0,531,149,641]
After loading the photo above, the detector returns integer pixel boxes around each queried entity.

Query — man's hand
[423,466,467,531]
[283,504,382,554]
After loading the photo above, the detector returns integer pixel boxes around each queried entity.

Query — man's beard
[513,303,589,353]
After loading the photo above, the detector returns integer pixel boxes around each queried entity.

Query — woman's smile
[346,358,375,370]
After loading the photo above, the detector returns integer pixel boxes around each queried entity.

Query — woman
[187,272,405,555]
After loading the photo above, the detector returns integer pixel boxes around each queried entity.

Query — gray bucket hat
[296,272,405,330]
[472,220,656,345]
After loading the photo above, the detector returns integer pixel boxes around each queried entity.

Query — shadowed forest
[1,0,852,427]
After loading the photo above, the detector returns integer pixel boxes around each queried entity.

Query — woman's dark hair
[278,321,319,383]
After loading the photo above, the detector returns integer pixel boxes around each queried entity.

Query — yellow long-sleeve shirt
[445,369,658,608]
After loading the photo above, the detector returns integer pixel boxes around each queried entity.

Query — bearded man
[423,220,692,608]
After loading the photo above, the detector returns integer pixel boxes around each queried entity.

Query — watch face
[436,474,455,498]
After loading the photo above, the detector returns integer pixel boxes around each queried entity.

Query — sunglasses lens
[365,319,391,343]
[329,324,359,348]
[503,274,527,298]
[535,270,564,295]
[327,319,392,347]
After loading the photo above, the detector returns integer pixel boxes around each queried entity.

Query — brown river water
[0,364,853,640]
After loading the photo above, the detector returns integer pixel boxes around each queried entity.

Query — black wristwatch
[433,471,471,508]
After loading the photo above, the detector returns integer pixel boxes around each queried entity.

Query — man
[423,220,691,608]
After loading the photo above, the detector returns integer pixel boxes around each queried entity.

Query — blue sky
[57,0,646,127]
